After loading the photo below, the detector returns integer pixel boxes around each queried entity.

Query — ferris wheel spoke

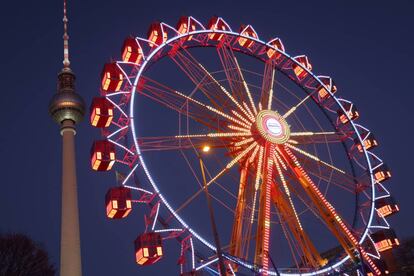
[171,142,257,223]
[260,60,276,110]
[137,132,252,152]
[282,143,358,193]
[216,43,257,118]
[280,146,381,273]
[170,48,228,111]
[294,156,357,194]
[229,161,250,260]
[282,94,312,119]
[171,47,252,120]
[284,143,347,175]
[271,182,324,269]
[138,76,220,129]
[216,43,247,104]
[289,131,349,145]
[272,158,326,268]
[139,76,252,130]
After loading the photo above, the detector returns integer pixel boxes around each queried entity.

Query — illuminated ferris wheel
[90,16,399,275]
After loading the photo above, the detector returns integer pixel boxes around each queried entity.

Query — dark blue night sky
[1,0,413,275]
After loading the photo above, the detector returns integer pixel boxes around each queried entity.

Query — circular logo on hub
[265,118,283,136]
[256,110,290,144]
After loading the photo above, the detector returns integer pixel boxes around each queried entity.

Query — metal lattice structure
[90,16,399,275]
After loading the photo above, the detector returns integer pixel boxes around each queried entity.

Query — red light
[317,76,337,99]
[90,97,114,128]
[207,17,228,41]
[105,187,132,219]
[337,102,359,124]
[101,63,124,92]
[134,232,163,265]
[373,164,391,183]
[292,55,312,80]
[355,132,378,153]
[121,37,143,64]
[266,38,284,59]
[238,25,258,48]
[147,22,167,47]
[90,140,116,171]
[177,16,196,41]
[372,229,399,252]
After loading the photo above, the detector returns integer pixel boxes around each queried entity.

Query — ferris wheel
[90,16,399,275]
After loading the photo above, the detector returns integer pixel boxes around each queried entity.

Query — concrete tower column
[60,120,82,276]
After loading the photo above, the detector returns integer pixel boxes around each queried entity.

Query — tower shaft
[60,120,82,276]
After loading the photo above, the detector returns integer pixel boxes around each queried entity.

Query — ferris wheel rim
[124,27,378,275]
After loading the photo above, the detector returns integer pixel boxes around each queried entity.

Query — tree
[0,233,55,276]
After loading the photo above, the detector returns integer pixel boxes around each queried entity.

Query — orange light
[375,170,391,182]
[266,38,284,59]
[377,205,393,217]
[156,246,163,256]
[122,46,132,63]
[238,37,253,48]
[136,248,148,265]
[293,65,305,79]
[178,22,195,40]
[292,56,312,80]
[143,247,149,257]
[101,69,123,92]
[375,239,393,252]
[339,114,349,124]
[178,21,195,40]
[178,22,188,33]
[104,108,114,127]
[91,107,101,127]
[106,200,117,218]
[202,145,210,152]
[238,25,257,48]
[121,200,132,218]
[102,72,111,91]
[318,78,337,99]
[208,20,226,41]
[150,30,158,43]
[149,26,167,47]
[92,151,102,171]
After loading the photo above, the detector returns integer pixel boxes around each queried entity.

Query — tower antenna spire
[63,0,70,68]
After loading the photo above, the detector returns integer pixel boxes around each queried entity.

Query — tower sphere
[49,68,85,125]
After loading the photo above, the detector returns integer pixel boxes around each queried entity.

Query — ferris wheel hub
[255,110,290,144]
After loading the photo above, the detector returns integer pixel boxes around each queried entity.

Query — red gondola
[121,37,143,65]
[355,132,378,152]
[375,196,399,218]
[105,186,132,219]
[177,16,196,41]
[91,140,116,171]
[292,55,312,80]
[148,22,167,47]
[135,232,163,265]
[207,17,228,41]
[90,97,114,128]
[337,102,359,124]
[266,38,285,59]
[101,63,124,92]
[238,25,258,48]
[371,229,399,252]
[317,76,337,99]
[373,164,391,183]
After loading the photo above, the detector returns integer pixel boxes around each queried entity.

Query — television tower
[48,0,84,275]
